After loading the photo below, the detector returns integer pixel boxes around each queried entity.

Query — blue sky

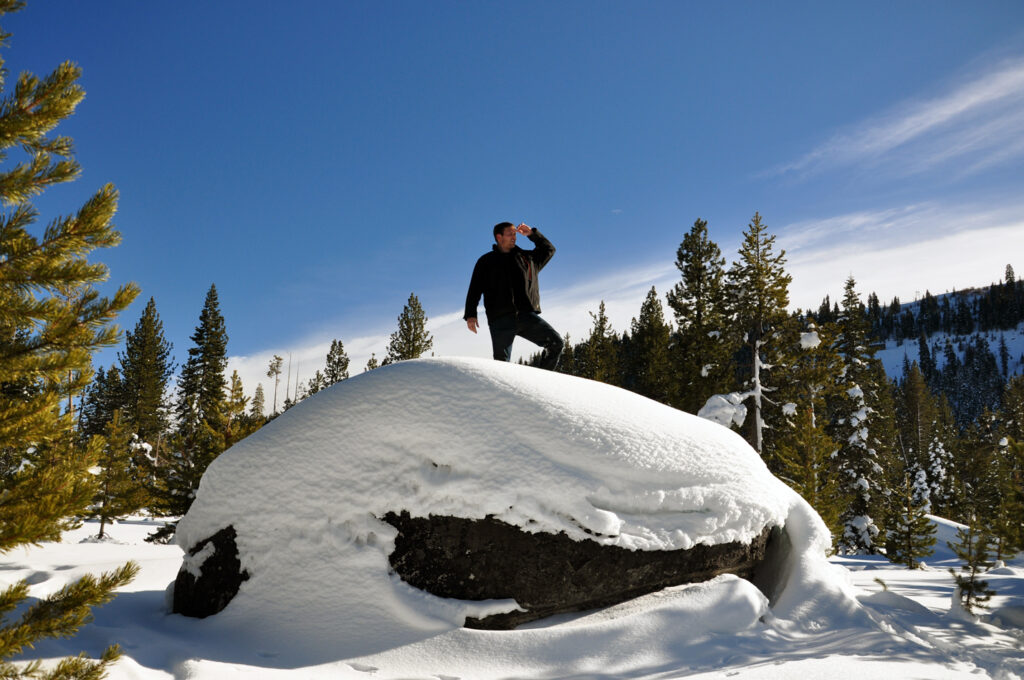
[9,2,1024,401]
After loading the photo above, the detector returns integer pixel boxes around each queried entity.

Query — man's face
[495,226,517,253]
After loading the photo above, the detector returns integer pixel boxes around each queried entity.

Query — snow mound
[175,357,833,658]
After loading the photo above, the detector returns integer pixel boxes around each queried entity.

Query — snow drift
[174,357,837,658]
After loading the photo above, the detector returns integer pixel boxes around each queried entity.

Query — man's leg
[488,314,517,362]
[516,312,564,370]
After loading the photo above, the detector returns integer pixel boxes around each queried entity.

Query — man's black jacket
[464,229,555,321]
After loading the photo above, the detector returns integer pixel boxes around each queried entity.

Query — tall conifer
[118,297,173,452]
[725,212,795,464]
[623,287,673,403]
[775,322,845,541]
[578,301,619,385]
[829,276,893,554]
[0,1,138,672]
[151,285,229,521]
[666,218,731,413]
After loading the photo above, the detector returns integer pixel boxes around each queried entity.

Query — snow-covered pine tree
[666,218,732,414]
[884,466,936,569]
[150,285,229,523]
[774,321,845,541]
[923,397,959,518]
[118,296,174,455]
[896,361,958,515]
[948,514,995,615]
[1000,375,1024,443]
[828,276,894,554]
[622,287,673,403]
[724,212,796,468]
[325,339,350,384]
[385,293,433,363]
[0,0,139,671]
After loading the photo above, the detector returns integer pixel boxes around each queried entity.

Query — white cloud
[780,203,1024,309]
[771,55,1024,179]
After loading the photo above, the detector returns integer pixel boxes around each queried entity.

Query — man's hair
[493,221,515,238]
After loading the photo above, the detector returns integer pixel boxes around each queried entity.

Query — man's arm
[527,228,555,271]
[464,257,485,329]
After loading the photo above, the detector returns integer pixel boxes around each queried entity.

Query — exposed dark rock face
[173,525,249,618]
[383,511,775,629]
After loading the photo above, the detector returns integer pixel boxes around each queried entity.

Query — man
[464,221,564,370]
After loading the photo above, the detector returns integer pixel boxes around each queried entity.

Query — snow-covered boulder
[173,357,832,656]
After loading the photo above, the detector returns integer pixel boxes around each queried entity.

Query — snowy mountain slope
[876,321,1024,379]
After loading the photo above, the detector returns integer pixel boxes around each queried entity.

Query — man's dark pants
[488,311,564,371]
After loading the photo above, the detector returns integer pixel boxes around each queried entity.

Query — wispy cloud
[770,55,1024,179]
[779,201,1024,308]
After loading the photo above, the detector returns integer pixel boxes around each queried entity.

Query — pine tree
[151,285,229,521]
[774,321,845,542]
[386,293,433,363]
[577,301,619,384]
[884,467,936,569]
[225,369,257,446]
[77,364,123,440]
[948,514,995,615]
[306,370,327,396]
[325,339,350,385]
[554,333,577,376]
[666,218,731,413]
[829,276,893,554]
[725,212,795,464]
[917,333,937,388]
[988,437,1023,561]
[88,412,148,539]
[0,1,138,672]
[249,383,266,421]
[623,287,673,403]
[365,353,380,372]
[266,354,283,415]
[118,297,173,455]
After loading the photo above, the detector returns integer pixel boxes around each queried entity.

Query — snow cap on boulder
[175,357,830,656]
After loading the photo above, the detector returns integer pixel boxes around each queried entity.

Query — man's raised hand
[516,223,532,236]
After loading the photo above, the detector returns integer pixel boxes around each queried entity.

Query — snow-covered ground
[5,516,1021,679]
[5,359,1024,679]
